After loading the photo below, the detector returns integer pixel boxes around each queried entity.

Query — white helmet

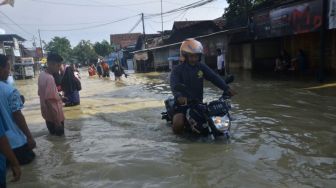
[180,38,203,57]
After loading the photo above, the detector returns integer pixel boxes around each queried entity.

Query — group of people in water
[0,54,37,187]
[0,38,234,186]
[0,53,85,187]
[88,59,128,81]
[52,62,82,107]
[274,49,308,73]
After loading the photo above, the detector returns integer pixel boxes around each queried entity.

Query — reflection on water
[9,70,336,188]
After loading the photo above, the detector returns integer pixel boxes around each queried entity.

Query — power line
[145,0,217,18]
[163,0,223,9]
[40,14,141,32]
[0,10,35,36]
[179,9,189,21]
[128,17,142,33]
[148,9,188,24]
[0,20,120,26]
[29,0,160,8]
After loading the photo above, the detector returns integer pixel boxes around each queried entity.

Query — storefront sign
[253,11,271,38]
[254,0,322,38]
[330,0,336,29]
[13,49,20,57]
[35,47,43,58]
[25,66,34,77]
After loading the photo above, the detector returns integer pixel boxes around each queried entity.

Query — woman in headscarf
[61,66,81,107]
[111,60,127,81]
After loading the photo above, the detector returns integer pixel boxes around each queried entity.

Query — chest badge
[197,70,203,78]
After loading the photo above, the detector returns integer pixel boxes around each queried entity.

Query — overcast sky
[0,0,228,47]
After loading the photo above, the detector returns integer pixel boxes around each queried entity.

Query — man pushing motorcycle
[170,38,236,134]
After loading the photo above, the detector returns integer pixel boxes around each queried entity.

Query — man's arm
[13,111,36,150]
[202,63,230,92]
[0,136,21,182]
[170,66,187,105]
[9,90,36,150]
[170,66,183,98]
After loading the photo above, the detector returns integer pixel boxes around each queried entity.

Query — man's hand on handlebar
[228,88,237,96]
[223,88,237,97]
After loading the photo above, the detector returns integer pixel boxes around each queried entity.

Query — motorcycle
[161,75,234,140]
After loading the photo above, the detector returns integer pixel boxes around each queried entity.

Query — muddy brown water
[8,70,336,188]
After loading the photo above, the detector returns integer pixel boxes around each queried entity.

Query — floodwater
[9,69,336,188]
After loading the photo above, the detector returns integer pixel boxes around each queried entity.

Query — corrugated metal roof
[132,27,247,54]
[0,34,26,42]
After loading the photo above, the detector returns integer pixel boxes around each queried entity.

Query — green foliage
[93,40,114,57]
[44,37,114,65]
[224,0,267,18]
[44,37,72,61]
[72,40,97,65]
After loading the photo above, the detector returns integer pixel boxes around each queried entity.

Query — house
[132,17,251,73]
[134,0,336,77]
[133,27,246,72]
[0,34,26,64]
[110,33,142,50]
[134,33,162,50]
[246,0,336,76]
[164,20,221,44]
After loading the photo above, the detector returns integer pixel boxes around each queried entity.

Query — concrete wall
[153,48,170,70]
[199,33,229,69]
[228,44,243,69]
[150,32,233,71]
[283,32,320,71]
[243,44,252,69]
[326,29,336,73]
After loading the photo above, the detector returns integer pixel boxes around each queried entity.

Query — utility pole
[141,13,146,49]
[32,35,37,48]
[161,0,163,39]
[38,29,44,57]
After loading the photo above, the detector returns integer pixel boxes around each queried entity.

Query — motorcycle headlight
[211,115,230,132]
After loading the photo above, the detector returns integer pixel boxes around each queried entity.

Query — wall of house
[153,48,170,70]
[330,29,336,73]
[283,32,320,72]
[228,44,243,69]
[243,44,252,69]
[199,33,229,69]
[0,42,4,54]
[251,39,281,71]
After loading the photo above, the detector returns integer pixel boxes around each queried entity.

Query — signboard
[41,57,47,64]
[21,57,34,64]
[35,47,43,58]
[254,0,322,38]
[13,37,19,49]
[13,49,21,57]
[24,66,34,77]
[330,0,336,29]
[253,11,271,38]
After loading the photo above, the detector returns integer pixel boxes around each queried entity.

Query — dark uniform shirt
[170,62,230,102]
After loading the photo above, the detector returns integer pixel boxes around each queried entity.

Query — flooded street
[10,70,336,188]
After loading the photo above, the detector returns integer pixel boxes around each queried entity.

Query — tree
[93,40,114,57]
[224,0,267,26]
[72,40,97,65]
[44,37,72,61]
